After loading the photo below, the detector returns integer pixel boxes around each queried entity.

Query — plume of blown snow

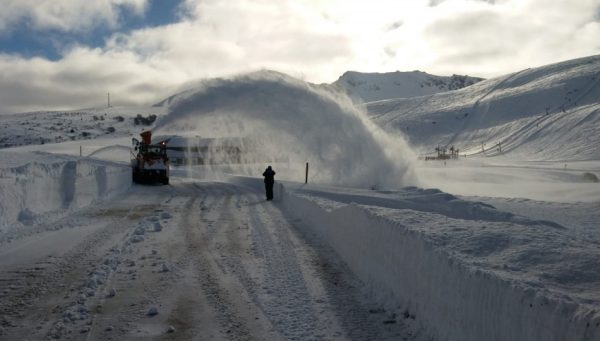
[154,70,417,188]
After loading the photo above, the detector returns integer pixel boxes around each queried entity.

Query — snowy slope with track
[0,58,600,340]
[368,55,600,161]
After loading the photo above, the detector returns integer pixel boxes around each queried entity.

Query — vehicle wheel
[162,177,169,185]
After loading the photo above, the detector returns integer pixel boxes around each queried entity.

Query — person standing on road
[262,165,276,201]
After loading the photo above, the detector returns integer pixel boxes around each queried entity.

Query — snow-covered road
[0,179,419,340]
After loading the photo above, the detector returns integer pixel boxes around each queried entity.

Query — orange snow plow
[131,131,170,185]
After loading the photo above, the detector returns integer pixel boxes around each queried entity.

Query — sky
[0,0,599,114]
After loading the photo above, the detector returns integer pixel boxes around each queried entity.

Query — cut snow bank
[229,176,599,341]
[0,150,131,230]
[154,70,417,189]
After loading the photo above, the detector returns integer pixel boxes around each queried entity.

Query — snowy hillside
[0,106,165,149]
[333,70,483,103]
[368,55,600,161]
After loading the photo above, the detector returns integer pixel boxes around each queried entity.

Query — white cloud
[417,0,600,76]
[0,0,147,33]
[0,47,179,113]
[106,2,355,79]
[0,0,600,113]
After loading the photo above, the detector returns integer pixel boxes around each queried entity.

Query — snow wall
[278,187,600,341]
[0,154,131,230]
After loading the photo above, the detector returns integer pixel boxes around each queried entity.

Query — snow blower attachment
[131,131,170,185]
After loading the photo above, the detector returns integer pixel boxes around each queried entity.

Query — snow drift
[0,151,131,231]
[153,70,417,189]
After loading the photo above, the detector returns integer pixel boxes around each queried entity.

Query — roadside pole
[305,162,309,184]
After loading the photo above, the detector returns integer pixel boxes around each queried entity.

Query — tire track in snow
[260,198,403,340]
[85,185,222,340]
[177,182,334,339]
[245,195,324,339]
[210,189,325,339]
[230,189,414,340]
[189,182,420,340]
[0,198,160,339]
[264,199,423,341]
[178,182,255,340]
[87,183,233,340]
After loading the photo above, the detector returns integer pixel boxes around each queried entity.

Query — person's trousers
[265,182,274,200]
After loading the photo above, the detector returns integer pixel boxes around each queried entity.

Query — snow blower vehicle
[131,131,170,185]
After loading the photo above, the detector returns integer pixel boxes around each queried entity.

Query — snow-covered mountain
[368,55,600,161]
[333,70,483,103]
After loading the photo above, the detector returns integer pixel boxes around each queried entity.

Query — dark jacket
[263,167,275,184]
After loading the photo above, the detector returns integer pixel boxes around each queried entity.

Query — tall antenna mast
[107,92,111,108]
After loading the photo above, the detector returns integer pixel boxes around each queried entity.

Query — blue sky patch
[0,0,185,60]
